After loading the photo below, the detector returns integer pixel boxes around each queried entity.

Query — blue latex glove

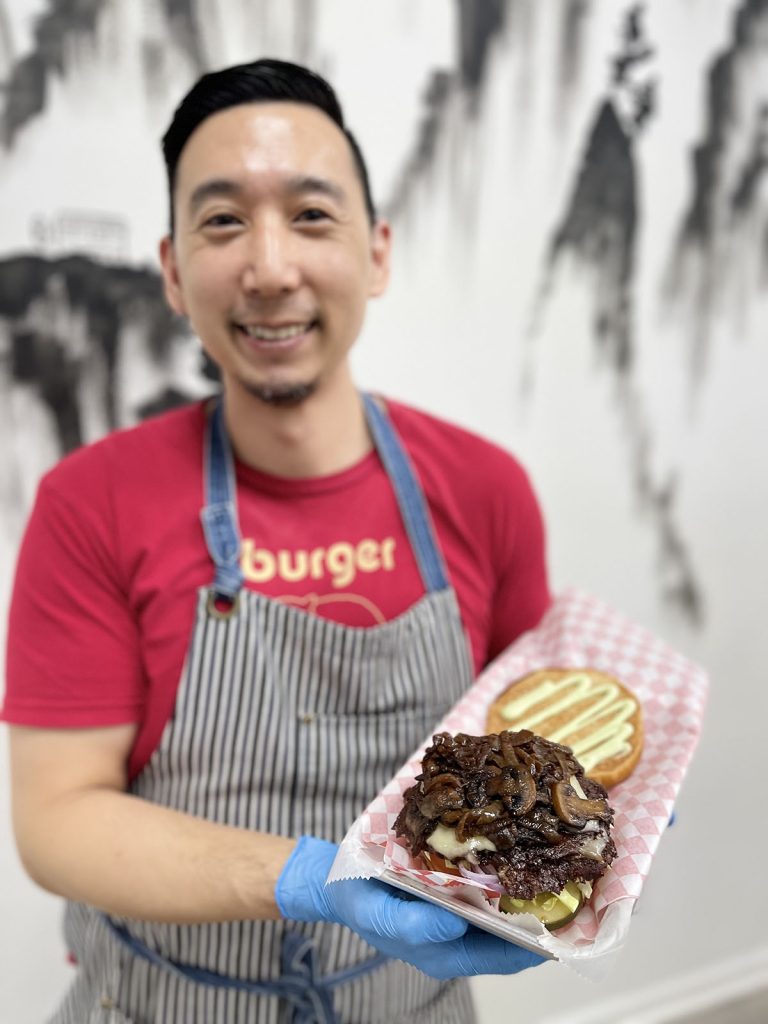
[275,835,545,980]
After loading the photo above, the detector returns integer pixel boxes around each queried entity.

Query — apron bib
[55,395,477,1024]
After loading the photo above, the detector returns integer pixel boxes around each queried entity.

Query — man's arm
[9,722,544,979]
[9,723,295,923]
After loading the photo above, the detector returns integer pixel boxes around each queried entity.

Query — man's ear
[158,235,187,316]
[368,219,392,298]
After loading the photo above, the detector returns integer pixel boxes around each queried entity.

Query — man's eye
[202,214,241,228]
[296,208,330,223]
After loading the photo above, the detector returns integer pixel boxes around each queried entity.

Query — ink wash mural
[1,2,766,1021]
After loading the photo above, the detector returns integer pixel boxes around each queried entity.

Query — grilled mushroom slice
[551,780,611,828]
[489,765,537,816]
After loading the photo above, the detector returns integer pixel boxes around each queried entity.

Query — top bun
[486,667,643,788]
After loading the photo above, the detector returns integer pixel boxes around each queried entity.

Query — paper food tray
[328,588,708,978]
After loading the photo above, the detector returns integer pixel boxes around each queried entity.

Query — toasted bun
[486,667,643,788]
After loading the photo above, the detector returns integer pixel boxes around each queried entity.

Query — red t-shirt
[3,398,550,779]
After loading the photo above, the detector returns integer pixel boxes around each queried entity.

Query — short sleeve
[2,466,145,727]
[486,462,551,663]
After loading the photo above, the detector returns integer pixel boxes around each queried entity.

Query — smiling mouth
[237,321,317,343]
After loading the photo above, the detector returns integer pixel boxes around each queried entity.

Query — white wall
[2,1,766,1020]
[355,2,768,1016]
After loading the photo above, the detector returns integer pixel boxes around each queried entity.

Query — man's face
[159,101,390,405]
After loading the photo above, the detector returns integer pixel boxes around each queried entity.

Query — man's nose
[241,221,301,295]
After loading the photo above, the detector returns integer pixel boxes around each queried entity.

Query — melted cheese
[570,776,607,860]
[426,824,497,860]
[580,836,607,861]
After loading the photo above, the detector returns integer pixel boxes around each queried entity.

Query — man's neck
[221,371,372,479]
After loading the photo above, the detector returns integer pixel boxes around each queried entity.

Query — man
[3,59,550,1023]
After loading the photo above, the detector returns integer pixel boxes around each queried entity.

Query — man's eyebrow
[187,175,348,215]
[284,175,348,204]
[188,178,243,215]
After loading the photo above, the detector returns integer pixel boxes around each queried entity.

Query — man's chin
[243,380,317,407]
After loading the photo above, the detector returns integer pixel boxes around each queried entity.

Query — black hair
[161,57,376,232]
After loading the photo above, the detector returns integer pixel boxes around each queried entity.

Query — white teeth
[241,323,309,340]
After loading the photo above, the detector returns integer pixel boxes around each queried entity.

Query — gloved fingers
[377,890,470,944]
[402,927,547,979]
[277,836,547,979]
[327,878,469,944]
[453,926,548,975]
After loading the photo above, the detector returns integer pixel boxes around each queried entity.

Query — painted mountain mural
[1,0,766,633]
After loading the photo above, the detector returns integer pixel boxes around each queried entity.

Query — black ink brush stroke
[385,0,513,219]
[530,4,704,625]
[1,0,204,147]
[0,253,193,453]
[558,0,590,97]
[667,0,768,380]
[457,0,508,97]
[546,99,637,374]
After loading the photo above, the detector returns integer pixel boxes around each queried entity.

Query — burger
[393,730,616,930]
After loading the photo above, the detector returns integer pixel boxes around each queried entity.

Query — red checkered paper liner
[329,589,708,974]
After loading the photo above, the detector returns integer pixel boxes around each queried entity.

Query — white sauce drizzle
[500,671,637,771]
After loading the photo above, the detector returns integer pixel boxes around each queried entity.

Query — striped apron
[54,394,477,1024]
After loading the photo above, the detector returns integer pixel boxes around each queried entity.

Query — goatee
[245,381,316,407]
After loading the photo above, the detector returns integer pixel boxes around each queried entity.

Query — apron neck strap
[200,393,450,599]
[200,400,243,602]
[361,393,449,593]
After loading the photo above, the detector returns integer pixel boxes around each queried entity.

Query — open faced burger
[393,730,617,930]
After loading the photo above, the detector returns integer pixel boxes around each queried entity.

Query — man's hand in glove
[275,836,546,980]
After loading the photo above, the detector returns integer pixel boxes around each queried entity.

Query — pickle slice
[499,881,585,930]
